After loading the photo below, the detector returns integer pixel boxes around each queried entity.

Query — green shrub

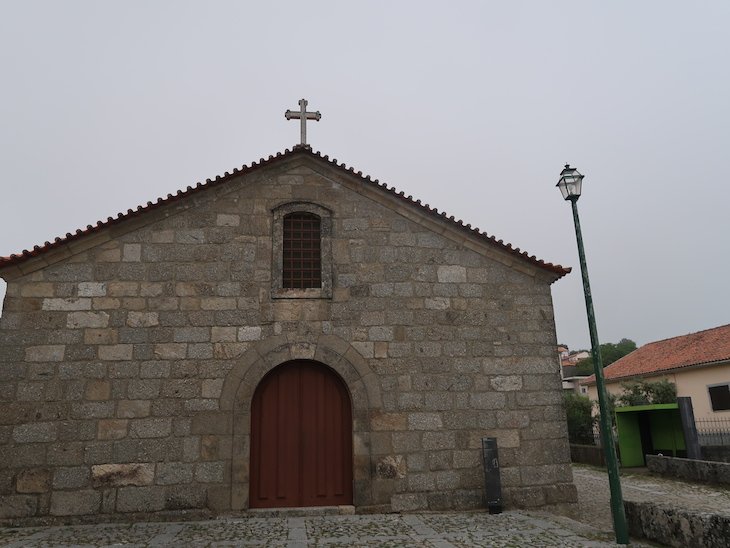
[563,393,596,445]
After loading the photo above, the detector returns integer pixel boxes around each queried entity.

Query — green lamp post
[557,165,629,544]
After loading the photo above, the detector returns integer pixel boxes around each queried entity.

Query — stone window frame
[272,201,332,299]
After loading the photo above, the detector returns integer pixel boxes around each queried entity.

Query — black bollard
[482,437,503,514]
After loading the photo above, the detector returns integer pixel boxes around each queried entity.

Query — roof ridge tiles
[0,146,570,278]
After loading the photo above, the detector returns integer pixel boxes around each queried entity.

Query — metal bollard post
[482,437,503,514]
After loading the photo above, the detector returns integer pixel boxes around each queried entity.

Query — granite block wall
[0,153,577,521]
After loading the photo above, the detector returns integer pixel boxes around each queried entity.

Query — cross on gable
[285,98,321,146]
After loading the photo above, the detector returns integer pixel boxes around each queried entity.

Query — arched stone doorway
[249,360,353,508]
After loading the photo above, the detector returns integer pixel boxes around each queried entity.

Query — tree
[615,379,677,407]
[574,338,637,376]
[563,393,596,445]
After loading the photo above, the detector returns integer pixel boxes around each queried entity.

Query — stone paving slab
[0,511,636,547]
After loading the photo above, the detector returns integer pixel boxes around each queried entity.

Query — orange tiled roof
[583,324,730,385]
[0,146,570,278]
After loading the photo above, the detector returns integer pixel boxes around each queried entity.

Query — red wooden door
[249,360,353,508]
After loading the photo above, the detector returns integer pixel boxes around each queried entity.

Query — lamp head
[557,164,584,201]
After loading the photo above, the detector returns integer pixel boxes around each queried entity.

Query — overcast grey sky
[1,1,728,351]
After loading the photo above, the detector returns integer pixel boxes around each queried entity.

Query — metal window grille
[283,212,322,289]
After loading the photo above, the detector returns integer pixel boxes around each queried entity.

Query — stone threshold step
[241,505,356,518]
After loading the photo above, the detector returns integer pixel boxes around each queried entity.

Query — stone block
[211,326,237,342]
[166,485,208,510]
[154,343,187,360]
[42,298,91,311]
[425,297,450,310]
[92,297,121,310]
[375,455,406,479]
[117,400,151,418]
[217,213,240,226]
[201,297,237,310]
[130,418,172,438]
[50,490,101,515]
[371,413,407,431]
[392,432,421,453]
[84,328,118,345]
[25,345,65,362]
[156,462,194,485]
[116,485,165,512]
[53,466,90,489]
[122,243,142,262]
[368,326,394,341]
[543,482,578,504]
[92,463,154,487]
[67,311,109,329]
[238,326,262,341]
[139,361,170,379]
[174,327,210,343]
[128,379,161,399]
[408,472,436,491]
[202,378,224,399]
[13,422,57,443]
[0,495,37,518]
[437,265,467,283]
[46,442,84,466]
[470,392,506,410]
[453,450,480,469]
[97,248,121,262]
[107,282,139,297]
[71,401,115,419]
[195,461,225,483]
[16,468,51,493]
[490,375,523,391]
[78,282,107,297]
[391,492,428,511]
[127,311,159,327]
[509,486,546,508]
[99,344,133,361]
[422,431,456,450]
[162,379,198,398]
[85,380,111,401]
[408,413,443,430]
[98,419,128,440]
[20,282,55,297]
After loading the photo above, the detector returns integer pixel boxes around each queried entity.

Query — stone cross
[285,99,321,146]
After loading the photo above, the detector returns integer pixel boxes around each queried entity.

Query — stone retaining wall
[646,455,730,485]
[701,445,730,463]
[625,500,730,548]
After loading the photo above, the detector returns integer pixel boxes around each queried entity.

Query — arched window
[272,202,332,299]
[283,212,321,289]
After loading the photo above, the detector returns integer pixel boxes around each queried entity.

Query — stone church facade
[0,146,577,521]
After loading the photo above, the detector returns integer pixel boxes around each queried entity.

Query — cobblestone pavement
[572,463,730,531]
[0,511,634,547]
[6,464,726,547]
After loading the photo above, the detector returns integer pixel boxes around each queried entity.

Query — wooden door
[249,360,353,508]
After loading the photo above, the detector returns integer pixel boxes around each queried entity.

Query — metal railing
[696,417,730,446]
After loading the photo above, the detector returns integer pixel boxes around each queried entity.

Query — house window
[708,383,730,411]
[283,212,321,289]
[272,202,332,299]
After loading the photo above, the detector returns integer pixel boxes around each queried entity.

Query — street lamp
[557,164,629,544]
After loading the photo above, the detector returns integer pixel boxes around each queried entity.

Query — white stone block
[437,265,467,283]
[238,326,262,341]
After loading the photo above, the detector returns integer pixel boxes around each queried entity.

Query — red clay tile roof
[583,324,730,385]
[0,146,570,278]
